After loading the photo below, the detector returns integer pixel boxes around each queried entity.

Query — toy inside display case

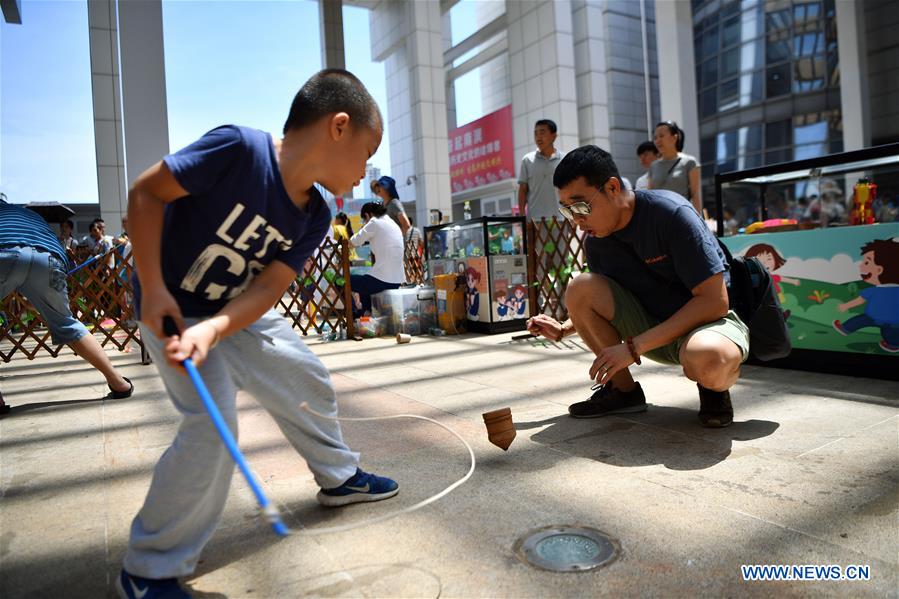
[424,216,528,333]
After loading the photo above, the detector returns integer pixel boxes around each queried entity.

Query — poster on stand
[462,257,489,322]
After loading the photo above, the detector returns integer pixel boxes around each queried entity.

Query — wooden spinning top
[482,407,516,451]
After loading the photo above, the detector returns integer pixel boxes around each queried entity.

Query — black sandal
[107,377,133,399]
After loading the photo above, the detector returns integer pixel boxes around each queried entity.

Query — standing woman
[349,202,405,317]
[370,175,411,237]
[649,121,702,214]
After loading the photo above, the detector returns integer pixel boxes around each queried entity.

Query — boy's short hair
[861,238,899,284]
[636,141,658,156]
[553,145,622,191]
[283,69,382,135]
[535,119,557,134]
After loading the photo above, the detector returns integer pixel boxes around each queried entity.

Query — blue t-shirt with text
[585,189,727,321]
[137,125,331,317]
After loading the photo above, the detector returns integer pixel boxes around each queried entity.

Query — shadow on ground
[514,407,779,470]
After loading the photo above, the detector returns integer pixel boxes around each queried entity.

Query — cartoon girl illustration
[463,266,481,321]
[510,284,528,318]
[744,243,800,318]
[495,288,510,320]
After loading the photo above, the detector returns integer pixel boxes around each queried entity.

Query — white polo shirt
[350,215,405,284]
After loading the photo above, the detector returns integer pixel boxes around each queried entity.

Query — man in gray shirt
[518,119,562,220]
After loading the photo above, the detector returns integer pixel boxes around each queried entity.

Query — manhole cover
[513,525,619,572]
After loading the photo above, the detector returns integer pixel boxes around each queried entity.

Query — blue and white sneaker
[316,468,399,507]
[116,569,191,599]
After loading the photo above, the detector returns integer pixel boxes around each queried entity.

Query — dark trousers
[349,274,400,318]
[843,313,899,346]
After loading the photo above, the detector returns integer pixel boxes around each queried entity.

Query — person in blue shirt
[117,69,398,599]
[0,200,134,416]
[526,145,749,428]
[834,238,899,353]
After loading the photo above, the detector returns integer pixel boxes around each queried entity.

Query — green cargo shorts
[606,277,750,366]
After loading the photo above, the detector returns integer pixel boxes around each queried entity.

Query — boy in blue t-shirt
[118,70,397,599]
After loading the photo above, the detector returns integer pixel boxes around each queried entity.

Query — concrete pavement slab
[1,331,896,597]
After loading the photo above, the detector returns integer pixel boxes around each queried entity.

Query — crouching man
[527,146,749,427]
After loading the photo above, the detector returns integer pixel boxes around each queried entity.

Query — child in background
[333,211,359,260]
[119,69,398,599]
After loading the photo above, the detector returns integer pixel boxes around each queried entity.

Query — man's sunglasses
[558,183,607,221]
[558,201,592,221]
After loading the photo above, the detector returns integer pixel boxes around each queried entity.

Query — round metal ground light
[513,525,619,572]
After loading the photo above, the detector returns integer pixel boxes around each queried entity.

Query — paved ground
[1,330,896,597]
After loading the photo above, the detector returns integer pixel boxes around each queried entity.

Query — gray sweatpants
[124,309,359,578]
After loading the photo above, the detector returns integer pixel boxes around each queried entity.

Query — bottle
[320,323,333,343]
[463,201,472,220]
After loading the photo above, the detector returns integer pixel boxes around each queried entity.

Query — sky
[0,0,409,205]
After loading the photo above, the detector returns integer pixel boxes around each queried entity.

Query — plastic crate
[371,287,437,335]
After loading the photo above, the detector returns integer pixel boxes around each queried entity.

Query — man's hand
[165,320,219,369]
[527,314,563,341]
[589,342,634,385]
[838,302,850,313]
[142,286,186,340]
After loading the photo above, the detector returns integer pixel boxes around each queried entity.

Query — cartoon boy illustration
[833,238,899,353]
[495,288,510,320]
[745,243,800,317]
[463,266,481,321]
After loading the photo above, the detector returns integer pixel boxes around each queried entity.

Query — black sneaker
[697,384,733,428]
[568,382,646,419]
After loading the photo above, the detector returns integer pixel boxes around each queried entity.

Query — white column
[372,0,452,226]
[320,0,346,69]
[118,0,170,195]
[506,0,579,168]
[835,0,870,150]
[654,0,699,158]
[574,0,659,182]
[87,0,127,227]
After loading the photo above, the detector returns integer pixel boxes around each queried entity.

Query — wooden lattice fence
[527,217,588,322]
[404,237,425,285]
[1,238,358,362]
[0,244,144,363]
[276,237,356,337]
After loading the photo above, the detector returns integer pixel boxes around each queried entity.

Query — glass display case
[714,143,899,381]
[424,216,528,333]
[715,143,899,236]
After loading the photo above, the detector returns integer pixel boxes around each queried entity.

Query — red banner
[449,105,514,193]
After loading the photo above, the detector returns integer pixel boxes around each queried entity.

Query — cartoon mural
[722,224,899,356]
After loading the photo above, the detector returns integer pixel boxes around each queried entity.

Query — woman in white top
[648,120,702,214]
[349,201,405,317]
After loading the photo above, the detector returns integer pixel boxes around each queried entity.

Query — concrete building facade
[5,0,894,224]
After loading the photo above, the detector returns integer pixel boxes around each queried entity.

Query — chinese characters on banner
[448,105,514,193]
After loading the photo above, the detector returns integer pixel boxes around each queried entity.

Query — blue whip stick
[163,316,289,537]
